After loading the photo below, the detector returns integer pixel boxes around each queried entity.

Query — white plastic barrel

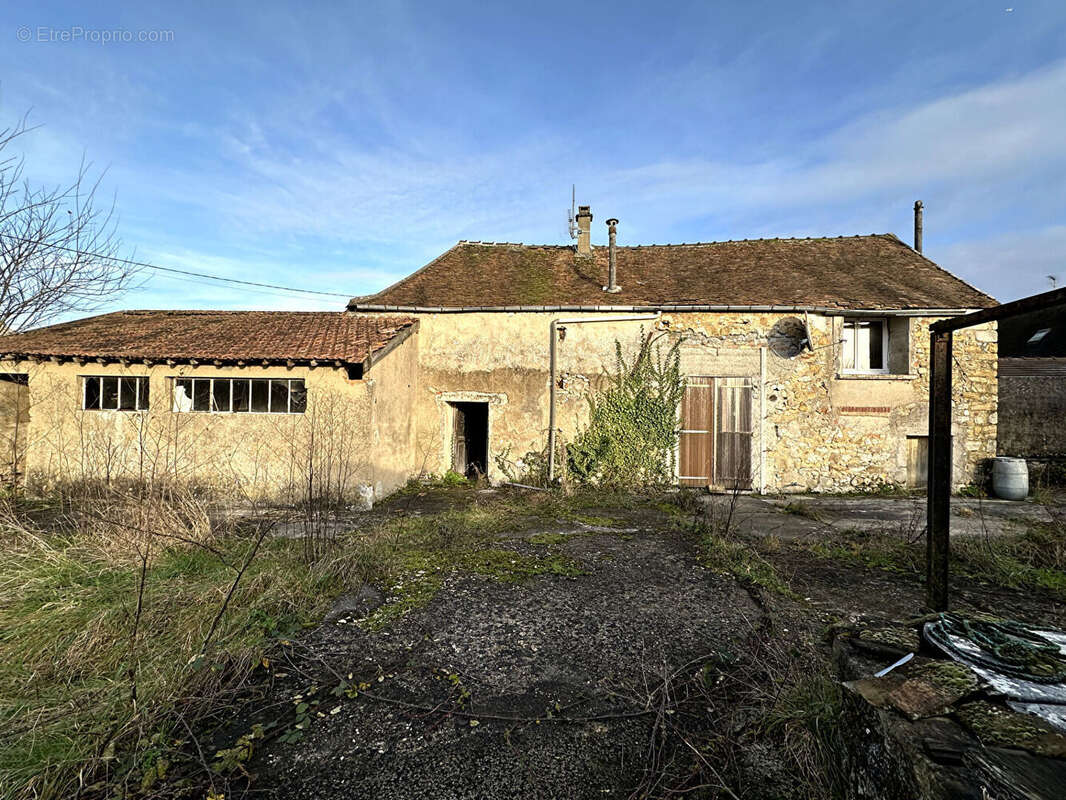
[992,457,1029,501]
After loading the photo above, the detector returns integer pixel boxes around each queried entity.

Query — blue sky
[2,0,1065,313]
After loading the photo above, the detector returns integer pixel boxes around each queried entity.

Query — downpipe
[547,312,662,484]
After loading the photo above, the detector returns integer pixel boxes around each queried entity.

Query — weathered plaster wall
[364,328,421,494]
[400,311,664,480]
[362,310,997,492]
[0,336,419,500]
[998,374,1066,458]
[0,376,28,481]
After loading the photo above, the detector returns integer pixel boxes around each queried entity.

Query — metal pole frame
[926,328,952,611]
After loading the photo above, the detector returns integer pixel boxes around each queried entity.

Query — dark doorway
[450,402,488,478]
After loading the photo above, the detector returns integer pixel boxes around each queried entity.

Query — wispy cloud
[2,0,1063,309]
[937,225,1066,301]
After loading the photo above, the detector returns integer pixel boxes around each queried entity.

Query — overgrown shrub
[566,331,684,488]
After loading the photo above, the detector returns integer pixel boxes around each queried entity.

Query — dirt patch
[206,505,760,799]
[177,490,1066,800]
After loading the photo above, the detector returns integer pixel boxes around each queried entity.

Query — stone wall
[362,310,998,493]
[998,373,1066,458]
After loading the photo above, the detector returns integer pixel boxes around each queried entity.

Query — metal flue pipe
[914,200,924,254]
[604,218,621,293]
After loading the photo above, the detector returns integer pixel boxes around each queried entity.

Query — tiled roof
[0,311,417,368]
[352,235,995,311]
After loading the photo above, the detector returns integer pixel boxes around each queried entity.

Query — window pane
[174,379,193,412]
[232,379,250,412]
[841,324,855,370]
[137,378,150,410]
[289,380,307,413]
[856,323,873,371]
[119,377,137,410]
[269,379,289,413]
[211,379,232,412]
[251,379,270,412]
[193,379,211,412]
[102,377,119,410]
[868,320,884,370]
[84,377,100,409]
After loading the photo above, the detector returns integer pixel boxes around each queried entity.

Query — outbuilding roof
[0,311,417,369]
[350,235,995,311]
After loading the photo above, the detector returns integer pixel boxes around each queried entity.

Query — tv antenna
[1050,275,1059,289]
[567,185,577,240]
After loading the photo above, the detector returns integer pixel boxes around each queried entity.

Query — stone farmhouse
[0,205,998,499]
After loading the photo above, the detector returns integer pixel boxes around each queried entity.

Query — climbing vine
[566,330,685,488]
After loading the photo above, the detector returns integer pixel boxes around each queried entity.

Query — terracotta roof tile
[353,235,995,310]
[0,311,416,367]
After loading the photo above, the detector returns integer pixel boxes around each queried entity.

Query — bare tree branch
[0,115,138,332]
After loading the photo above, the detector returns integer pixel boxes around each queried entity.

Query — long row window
[83,376,150,411]
[173,378,306,414]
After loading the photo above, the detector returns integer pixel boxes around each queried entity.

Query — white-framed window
[83,376,150,411]
[841,319,889,374]
[172,377,307,414]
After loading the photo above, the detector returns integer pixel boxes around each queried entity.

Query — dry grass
[0,486,352,800]
[806,501,1066,599]
[0,482,661,799]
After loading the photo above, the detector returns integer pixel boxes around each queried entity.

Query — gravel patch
[243,524,759,799]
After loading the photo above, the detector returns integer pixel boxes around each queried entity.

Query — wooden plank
[926,331,952,611]
[680,380,714,486]
[907,437,929,489]
[715,379,753,490]
[452,406,466,474]
[930,286,1066,333]
[998,357,1066,377]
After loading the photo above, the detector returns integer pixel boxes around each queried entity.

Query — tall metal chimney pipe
[914,200,923,254]
[604,218,621,293]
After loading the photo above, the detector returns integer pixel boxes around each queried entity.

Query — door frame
[435,391,505,480]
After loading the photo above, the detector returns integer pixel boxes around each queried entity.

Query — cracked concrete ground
[237,506,760,800]
[728,493,1058,539]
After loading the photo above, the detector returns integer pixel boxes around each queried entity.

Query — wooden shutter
[452,406,467,474]
[679,377,714,487]
[715,378,753,490]
[907,436,929,489]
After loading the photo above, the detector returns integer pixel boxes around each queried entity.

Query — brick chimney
[604,218,621,293]
[575,205,592,256]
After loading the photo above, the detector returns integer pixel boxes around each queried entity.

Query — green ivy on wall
[566,331,684,488]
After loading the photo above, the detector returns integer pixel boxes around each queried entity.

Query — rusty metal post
[926,328,952,611]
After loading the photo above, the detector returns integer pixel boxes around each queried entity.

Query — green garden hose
[923,613,1066,684]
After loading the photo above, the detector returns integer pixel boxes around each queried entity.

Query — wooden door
[715,378,753,490]
[452,405,467,474]
[679,377,714,487]
[907,436,929,489]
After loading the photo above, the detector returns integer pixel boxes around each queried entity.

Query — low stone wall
[834,621,1066,800]
[998,373,1066,459]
